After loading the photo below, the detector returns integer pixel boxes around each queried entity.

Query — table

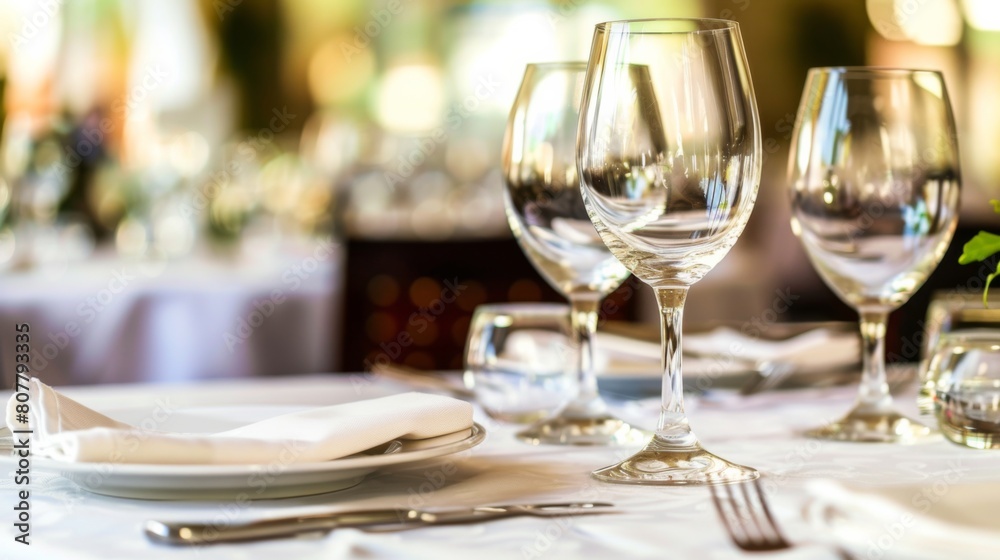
[2,374,998,559]
[0,241,343,385]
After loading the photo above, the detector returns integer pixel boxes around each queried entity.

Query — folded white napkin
[5,378,473,465]
[804,479,1000,560]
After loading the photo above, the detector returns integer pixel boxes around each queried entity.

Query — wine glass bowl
[788,67,961,442]
[501,62,646,445]
[578,19,761,484]
[503,62,628,298]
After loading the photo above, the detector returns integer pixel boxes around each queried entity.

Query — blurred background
[1,0,999,384]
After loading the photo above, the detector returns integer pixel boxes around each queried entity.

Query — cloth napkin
[803,479,1000,560]
[4,378,473,465]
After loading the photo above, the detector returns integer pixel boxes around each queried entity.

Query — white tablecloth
[0,242,343,385]
[1,374,998,559]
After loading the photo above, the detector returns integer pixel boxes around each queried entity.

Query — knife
[145,501,616,545]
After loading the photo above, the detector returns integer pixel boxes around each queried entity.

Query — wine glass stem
[564,297,606,416]
[654,287,696,447]
[856,310,892,412]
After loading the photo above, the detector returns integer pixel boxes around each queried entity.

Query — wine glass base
[806,405,937,443]
[516,413,650,446]
[591,440,759,485]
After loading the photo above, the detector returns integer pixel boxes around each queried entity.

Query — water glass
[463,303,577,424]
[921,330,1000,449]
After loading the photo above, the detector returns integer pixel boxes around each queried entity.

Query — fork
[710,479,854,558]
[710,479,790,552]
[739,361,796,395]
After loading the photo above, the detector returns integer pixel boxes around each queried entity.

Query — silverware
[710,480,853,559]
[372,363,475,399]
[145,501,616,545]
[739,361,796,395]
[710,479,790,552]
[677,349,795,395]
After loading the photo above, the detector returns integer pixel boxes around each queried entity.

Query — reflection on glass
[464,303,577,424]
[502,62,645,445]
[579,19,762,484]
[788,67,961,443]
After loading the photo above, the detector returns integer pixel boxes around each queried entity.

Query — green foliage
[958,200,1000,307]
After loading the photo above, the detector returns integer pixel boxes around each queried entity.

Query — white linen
[803,479,1000,559]
[0,243,343,385]
[4,378,473,464]
[3,374,999,560]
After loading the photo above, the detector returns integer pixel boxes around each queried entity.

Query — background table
[0,242,343,386]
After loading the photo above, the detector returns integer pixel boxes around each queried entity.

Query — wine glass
[501,62,646,445]
[788,67,960,442]
[578,19,761,484]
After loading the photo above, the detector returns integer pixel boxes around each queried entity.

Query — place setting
[4,4,1000,560]
[1,377,485,501]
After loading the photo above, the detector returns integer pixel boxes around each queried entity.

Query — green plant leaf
[958,231,1000,265]
[991,200,1000,214]
[987,264,1000,308]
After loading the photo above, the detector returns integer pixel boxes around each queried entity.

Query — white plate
[2,405,486,500]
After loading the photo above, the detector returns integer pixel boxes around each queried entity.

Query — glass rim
[596,18,739,35]
[808,66,944,78]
